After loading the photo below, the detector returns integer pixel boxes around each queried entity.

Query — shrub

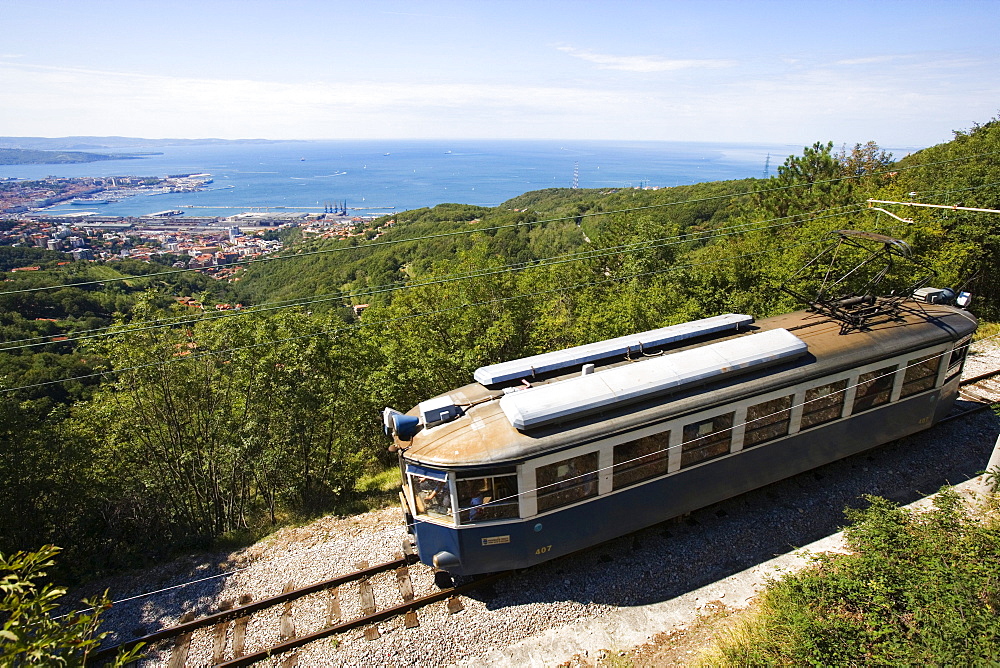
[710,489,1000,665]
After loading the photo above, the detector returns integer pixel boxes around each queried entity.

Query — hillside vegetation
[708,488,1000,665]
[1,120,999,582]
[0,148,145,165]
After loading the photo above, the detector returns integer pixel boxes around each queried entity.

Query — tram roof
[398,302,977,469]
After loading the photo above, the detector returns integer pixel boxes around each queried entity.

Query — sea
[3,139,813,217]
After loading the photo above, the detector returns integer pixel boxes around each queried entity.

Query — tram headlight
[432,551,461,570]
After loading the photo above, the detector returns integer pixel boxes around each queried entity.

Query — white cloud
[835,55,906,66]
[0,54,994,146]
[378,10,459,19]
[556,46,735,73]
[0,62,625,139]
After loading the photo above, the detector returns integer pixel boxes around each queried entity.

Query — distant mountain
[0,148,152,165]
[0,136,305,151]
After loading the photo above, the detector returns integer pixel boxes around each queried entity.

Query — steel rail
[959,368,1000,386]
[87,554,414,665]
[214,572,506,668]
[939,399,995,424]
[938,368,1000,424]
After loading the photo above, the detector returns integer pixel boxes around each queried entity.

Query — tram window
[948,337,971,378]
[900,355,941,398]
[681,412,734,468]
[800,379,848,429]
[457,475,518,524]
[613,431,670,490]
[535,452,599,513]
[852,365,897,413]
[409,474,453,521]
[743,395,793,448]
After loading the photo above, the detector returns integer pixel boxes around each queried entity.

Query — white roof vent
[500,328,807,430]
[474,313,753,385]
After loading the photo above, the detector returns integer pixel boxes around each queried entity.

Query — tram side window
[800,379,848,430]
[457,475,518,524]
[410,474,453,521]
[743,395,793,448]
[613,431,670,490]
[535,452,599,513]
[852,365,897,413]
[947,337,971,381]
[681,413,734,468]
[900,355,941,398]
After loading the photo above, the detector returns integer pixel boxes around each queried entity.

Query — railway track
[89,550,500,667]
[89,366,1000,667]
[944,367,1000,423]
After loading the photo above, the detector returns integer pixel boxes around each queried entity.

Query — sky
[1,0,997,147]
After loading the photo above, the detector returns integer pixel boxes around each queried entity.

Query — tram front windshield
[408,467,453,521]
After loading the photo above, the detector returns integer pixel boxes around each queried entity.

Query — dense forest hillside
[2,119,999,581]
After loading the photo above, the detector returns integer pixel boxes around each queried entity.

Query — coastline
[1,139,797,217]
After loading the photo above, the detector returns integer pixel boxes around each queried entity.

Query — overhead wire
[0,201,943,393]
[0,188,774,296]
[5,145,998,298]
[920,178,1000,199]
[0,206,931,392]
[54,566,253,619]
[0,204,861,353]
[0,236,833,395]
[0,204,845,349]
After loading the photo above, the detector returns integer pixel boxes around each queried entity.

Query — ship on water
[70,199,109,205]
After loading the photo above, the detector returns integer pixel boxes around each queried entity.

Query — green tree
[368,241,532,406]
[80,299,380,544]
[885,117,1000,318]
[836,140,894,187]
[757,141,855,219]
[0,545,141,666]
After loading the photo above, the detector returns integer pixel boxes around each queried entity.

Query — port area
[1,200,390,268]
[0,174,213,213]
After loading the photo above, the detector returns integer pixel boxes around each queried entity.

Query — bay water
[4,139,806,217]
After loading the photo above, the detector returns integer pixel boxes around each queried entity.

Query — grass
[974,320,1000,342]
[212,467,404,552]
[355,467,402,495]
[338,466,402,516]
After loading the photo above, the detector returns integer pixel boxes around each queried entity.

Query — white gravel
[74,339,1000,667]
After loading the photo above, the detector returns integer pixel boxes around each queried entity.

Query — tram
[384,291,976,576]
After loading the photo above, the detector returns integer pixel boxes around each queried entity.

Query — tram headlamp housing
[432,551,461,570]
[383,407,421,440]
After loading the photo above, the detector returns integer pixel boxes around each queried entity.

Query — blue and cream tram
[384,296,977,576]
